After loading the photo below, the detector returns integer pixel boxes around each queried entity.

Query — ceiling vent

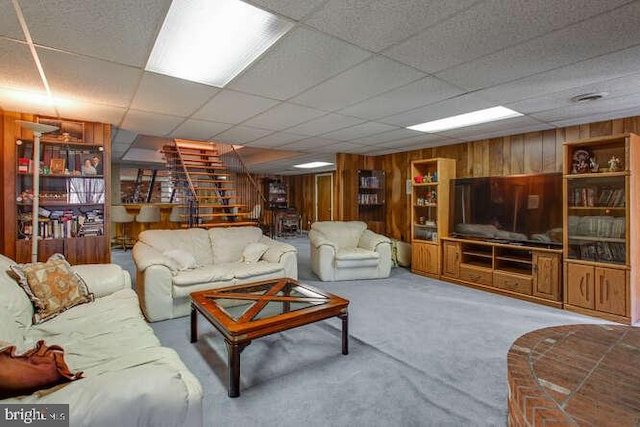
[571,92,609,103]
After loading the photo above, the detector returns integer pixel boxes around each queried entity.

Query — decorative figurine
[589,157,599,173]
[608,155,621,172]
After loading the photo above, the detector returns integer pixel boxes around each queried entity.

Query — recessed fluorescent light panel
[294,162,334,169]
[146,0,293,87]
[407,106,523,133]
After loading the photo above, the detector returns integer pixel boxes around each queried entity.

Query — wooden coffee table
[190,278,349,397]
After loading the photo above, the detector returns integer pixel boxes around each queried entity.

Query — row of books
[18,209,104,239]
[570,242,626,263]
[358,193,380,204]
[359,176,380,189]
[569,187,625,207]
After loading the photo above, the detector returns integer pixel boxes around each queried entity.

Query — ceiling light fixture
[571,92,609,103]
[146,0,293,87]
[407,106,523,133]
[293,161,334,169]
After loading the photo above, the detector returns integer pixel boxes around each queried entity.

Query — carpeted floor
[112,234,606,426]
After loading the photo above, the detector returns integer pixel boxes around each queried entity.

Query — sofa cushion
[226,261,284,279]
[138,228,214,267]
[312,221,367,249]
[0,309,24,351]
[10,254,94,324]
[242,242,269,263]
[335,248,380,268]
[172,265,236,286]
[0,340,83,399]
[0,254,34,328]
[209,226,263,264]
[163,249,199,271]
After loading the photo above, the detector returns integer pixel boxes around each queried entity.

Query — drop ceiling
[2,0,640,175]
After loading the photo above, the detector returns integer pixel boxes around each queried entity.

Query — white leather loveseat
[133,226,298,322]
[0,254,203,427]
[309,221,392,281]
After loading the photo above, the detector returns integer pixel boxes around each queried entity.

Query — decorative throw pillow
[10,253,94,324]
[0,340,83,399]
[163,249,199,271]
[242,242,269,263]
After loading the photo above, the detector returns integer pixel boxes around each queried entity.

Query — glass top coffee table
[190,278,349,397]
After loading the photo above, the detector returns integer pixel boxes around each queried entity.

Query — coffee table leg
[339,313,349,355]
[190,304,198,343]
[227,341,241,398]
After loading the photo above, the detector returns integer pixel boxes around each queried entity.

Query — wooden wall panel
[510,135,524,174]
[541,129,557,172]
[524,132,543,173]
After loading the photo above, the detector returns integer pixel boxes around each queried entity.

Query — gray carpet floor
[112,235,606,427]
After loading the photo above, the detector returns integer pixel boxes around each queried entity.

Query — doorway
[315,173,333,222]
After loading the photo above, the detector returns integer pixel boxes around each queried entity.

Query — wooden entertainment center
[410,133,639,324]
[441,238,562,308]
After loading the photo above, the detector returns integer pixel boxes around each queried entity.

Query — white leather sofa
[133,226,298,322]
[309,221,392,281]
[0,254,203,427]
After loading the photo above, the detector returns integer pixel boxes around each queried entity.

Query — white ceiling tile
[375,133,452,148]
[505,73,640,115]
[245,0,326,20]
[350,128,425,145]
[113,128,138,145]
[121,110,184,136]
[291,56,425,111]
[451,123,553,142]
[131,72,219,116]
[279,137,342,152]
[21,0,172,67]
[0,87,56,117]
[243,102,327,131]
[381,93,496,127]
[306,0,477,53]
[475,44,640,105]
[322,121,398,141]
[549,106,640,129]
[229,27,370,100]
[313,141,368,153]
[170,119,233,141]
[530,93,640,123]
[0,39,43,90]
[39,48,141,107]
[438,116,547,139]
[214,126,274,144]
[339,76,465,120]
[248,132,306,148]
[56,101,126,125]
[193,90,280,124]
[436,1,640,91]
[384,0,632,74]
[0,1,23,39]
[285,113,365,136]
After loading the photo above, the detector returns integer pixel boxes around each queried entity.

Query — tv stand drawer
[494,272,532,295]
[459,265,493,285]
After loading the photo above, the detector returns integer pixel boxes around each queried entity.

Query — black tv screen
[450,173,563,246]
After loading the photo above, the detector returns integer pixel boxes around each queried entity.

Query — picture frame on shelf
[50,158,65,174]
[36,117,84,143]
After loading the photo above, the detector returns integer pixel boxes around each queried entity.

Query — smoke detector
[571,92,609,103]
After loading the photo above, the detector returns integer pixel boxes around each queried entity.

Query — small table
[190,278,349,397]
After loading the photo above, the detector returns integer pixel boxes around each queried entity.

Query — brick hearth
[507,324,640,426]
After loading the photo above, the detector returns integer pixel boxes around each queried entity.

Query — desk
[507,324,640,426]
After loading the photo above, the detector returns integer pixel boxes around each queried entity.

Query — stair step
[174,146,219,154]
[189,221,258,228]
[194,196,239,200]
[197,203,246,209]
[196,212,251,218]
[161,149,220,158]
[185,172,230,177]
[183,164,227,171]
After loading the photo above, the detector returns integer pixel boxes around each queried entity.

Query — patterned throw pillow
[10,254,94,324]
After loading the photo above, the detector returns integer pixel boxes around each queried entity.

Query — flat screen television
[449,173,563,248]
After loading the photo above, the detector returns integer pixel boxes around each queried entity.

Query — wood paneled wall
[286,115,640,240]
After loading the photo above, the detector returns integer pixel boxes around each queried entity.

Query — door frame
[315,173,334,222]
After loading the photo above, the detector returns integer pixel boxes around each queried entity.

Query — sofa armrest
[71,264,132,298]
[308,229,337,250]
[132,241,177,273]
[258,236,298,280]
[358,229,391,252]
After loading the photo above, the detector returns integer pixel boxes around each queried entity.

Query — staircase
[162,139,261,228]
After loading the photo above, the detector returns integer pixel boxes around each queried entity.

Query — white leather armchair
[309,221,392,281]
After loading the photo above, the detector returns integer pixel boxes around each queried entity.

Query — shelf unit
[353,169,385,234]
[410,158,455,277]
[266,179,287,210]
[563,133,640,324]
[441,237,562,307]
[2,113,112,264]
